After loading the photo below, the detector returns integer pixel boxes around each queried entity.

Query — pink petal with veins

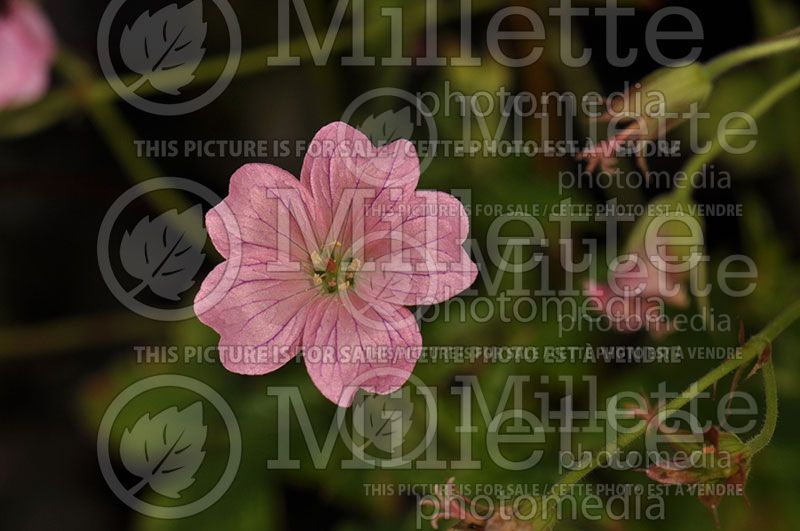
[302,292,421,406]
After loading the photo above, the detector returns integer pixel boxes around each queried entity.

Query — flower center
[309,242,361,294]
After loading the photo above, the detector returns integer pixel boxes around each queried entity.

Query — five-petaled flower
[195,122,478,406]
[0,0,56,109]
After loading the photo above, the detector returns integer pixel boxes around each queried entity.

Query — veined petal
[195,262,318,375]
[302,293,422,407]
[206,163,321,268]
[357,191,477,306]
[300,122,420,249]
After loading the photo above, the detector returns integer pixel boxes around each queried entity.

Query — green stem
[55,52,162,182]
[0,38,326,138]
[0,312,167,360]
[677,68,800,201]
[551,299,800,491]
[746,360,778,455]
[54,51,205,247]
[0,0,502,139]
[706,30,800,79]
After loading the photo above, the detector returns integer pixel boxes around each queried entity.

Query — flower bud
[579,63,714,172]
[621,193,704,306]
[609,63,714,129]
[644,427,751,527]
[0,1,56,109]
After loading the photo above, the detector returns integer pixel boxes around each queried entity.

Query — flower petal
[299,121,420,248]
[195,262,318,375]
[611,251,688,308]
[0,1,55,108]
[196,163,325,375]
[205,163,320,266]
[302,293,422,406]
[357,191,478,306]
[584,281,672,338]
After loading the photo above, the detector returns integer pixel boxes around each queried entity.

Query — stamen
[310,250,326,271]
[310,243,360,293]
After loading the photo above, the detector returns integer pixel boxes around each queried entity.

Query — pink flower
[0,0,56,109]
[195,122,477,406]
[420,478,489,529]
[611,251,688,309]
[584,280,672,338]
[576,126,640,174]
[584,248,690,338]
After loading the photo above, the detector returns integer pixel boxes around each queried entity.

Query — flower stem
[0,312,168,360]
[54,51,205,247]
[0,44,280,138]
[705,29,800,79]
[676,68,800,201]
[0,0,501,139]
[745,360,778,455]
[551,298,800,492]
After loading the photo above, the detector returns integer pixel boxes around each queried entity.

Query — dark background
[2,0,800,529]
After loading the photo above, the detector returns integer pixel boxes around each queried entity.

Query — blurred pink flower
[576,126,638,174]
[584,280,673,338]
[0,0,56,109]
[584,249,689,338]
[420,478,489,529]
[195,122,477,406]
[611,251,688,309]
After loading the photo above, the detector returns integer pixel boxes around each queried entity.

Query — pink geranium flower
[195,122,478,406]
[584,251,688,338]
[610,250,689,309]
[0,0,56,109]
[584,280,672,338]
